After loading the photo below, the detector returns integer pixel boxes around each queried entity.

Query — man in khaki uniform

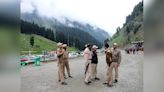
[111,43,121,83]
[62,44,73,78]
[103,43,121,87]
[56,42,67,85]
[103,44,113,87]
[90,45,100,80]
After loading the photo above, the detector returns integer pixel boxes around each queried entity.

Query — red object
[21,58,28,62]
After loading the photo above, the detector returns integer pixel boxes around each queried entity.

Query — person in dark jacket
[91,45,100,81]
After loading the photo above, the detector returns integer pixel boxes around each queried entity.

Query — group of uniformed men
[56,42,121,87]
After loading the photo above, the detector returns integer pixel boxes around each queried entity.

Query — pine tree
[30,36,34,47]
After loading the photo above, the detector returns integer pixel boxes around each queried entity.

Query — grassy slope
[20,34,78,54]
[109,14,143,48]
[109,29,126,47]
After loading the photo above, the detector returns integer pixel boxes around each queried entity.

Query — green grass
[109,12,143,48]
[20,34,78,54]
[109,29,143,48]
[109,35,126,47]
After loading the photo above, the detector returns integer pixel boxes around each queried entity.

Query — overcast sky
[21,0,142,35]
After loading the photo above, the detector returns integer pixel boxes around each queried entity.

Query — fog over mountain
[21,9,110,43]
[21,0,142,36]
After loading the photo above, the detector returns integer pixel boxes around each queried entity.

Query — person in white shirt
[83,44,93,85]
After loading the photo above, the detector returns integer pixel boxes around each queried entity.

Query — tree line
[125,1,143,25]
[109,1,143,47]
[55,26,102,50]
[21,20,102,50]
[21,20,55,41]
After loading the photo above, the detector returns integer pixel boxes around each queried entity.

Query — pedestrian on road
[56,42,67,85]
[90,45,100,81]
[62,44,73,78]
[111,43,121,83]
[83,44,92,75]
[103,43,113,87]
[132,46,136,54]
[83,44,92,85]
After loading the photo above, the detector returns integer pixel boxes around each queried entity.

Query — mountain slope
[109,1,143,47]
[21,20,102,50]
[63,19,110,43]
[20,34,78,54]
[55,25,103,49]
[21,11,110,43]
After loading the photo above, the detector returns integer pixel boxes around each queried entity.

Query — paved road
[21,51,143,92]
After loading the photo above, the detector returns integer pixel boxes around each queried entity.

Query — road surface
[21,51,143,92]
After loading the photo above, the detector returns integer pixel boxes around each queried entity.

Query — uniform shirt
[91,51,98,64]
[56,48,63,62]
[63,50,69,60]
[112,48,121,64]
[105,48,112,66]
[83,47,92,60]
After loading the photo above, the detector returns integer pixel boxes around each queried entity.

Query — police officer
[63,44,73,78]
[111,43,121,83]
[56,42,67,85]
[103,43,113,87]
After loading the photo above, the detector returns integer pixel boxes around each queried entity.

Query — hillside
[21,20,102,50]
[109,1,143,47]
[21,12,110,44]
[20,34,78,54]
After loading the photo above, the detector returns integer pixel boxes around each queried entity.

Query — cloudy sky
[21,0,142,35]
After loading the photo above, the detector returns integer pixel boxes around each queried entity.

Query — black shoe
[69,76,73,78]
[107,84,113,87]
[58,80,61,82]
[88,81,92,83]
[114,79,118,83]
[84,81,90,85]
[61,82,67,85]
[95,77,100,80]
[64,76,67,79]
[103,82,108,85]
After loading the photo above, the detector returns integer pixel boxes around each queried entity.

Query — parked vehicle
[20,56,29,64]
[80,52,84,56]
[69,52,79,58]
